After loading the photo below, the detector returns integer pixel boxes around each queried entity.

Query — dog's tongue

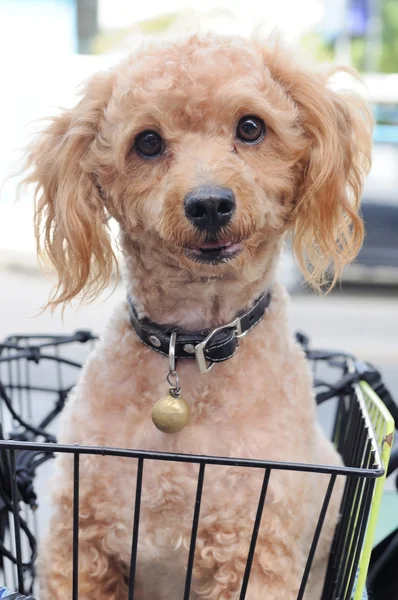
[199,241,232,250]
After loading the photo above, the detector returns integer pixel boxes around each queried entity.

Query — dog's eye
[135,130,164,158]
[236,116,265,144]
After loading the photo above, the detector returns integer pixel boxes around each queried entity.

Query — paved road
[289,282,398,395]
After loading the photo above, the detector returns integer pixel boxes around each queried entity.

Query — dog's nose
[184,187,236,232]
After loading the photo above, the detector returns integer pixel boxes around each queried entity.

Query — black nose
[184,186,236,232]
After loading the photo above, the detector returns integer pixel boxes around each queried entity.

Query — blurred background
[0,0,397,579]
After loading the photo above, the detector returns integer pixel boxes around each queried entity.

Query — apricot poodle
[24,33,372,599]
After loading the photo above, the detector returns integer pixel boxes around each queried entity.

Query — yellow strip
[353,382,394,599]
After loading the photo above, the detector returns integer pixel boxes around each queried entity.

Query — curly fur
[23,33,372,599]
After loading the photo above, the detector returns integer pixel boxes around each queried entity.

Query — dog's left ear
[291,67,372,288]
[265,48,372,288]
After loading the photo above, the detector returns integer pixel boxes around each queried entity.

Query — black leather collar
[128,291,271,372]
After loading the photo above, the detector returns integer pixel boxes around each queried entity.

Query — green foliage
[349,0,398,73]
[92,12,178,54]
[379,0,398,73]
[351,38,366,72]
[303,1,398,74]
[92,28,130,54]
[92,1,398,73]
[300,33,335,63]
[138,13,177,34]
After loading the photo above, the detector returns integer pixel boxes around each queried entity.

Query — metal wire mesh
[0,332,391,600]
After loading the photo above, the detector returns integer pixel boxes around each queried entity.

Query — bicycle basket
[0,332,394,599]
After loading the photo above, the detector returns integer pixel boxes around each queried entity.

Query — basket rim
[0,439,385,478]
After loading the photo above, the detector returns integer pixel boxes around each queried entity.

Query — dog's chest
[68,326,315,463]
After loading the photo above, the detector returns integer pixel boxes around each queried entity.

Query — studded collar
[127,291,272,373]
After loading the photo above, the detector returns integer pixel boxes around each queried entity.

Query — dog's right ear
[23,71,117,308]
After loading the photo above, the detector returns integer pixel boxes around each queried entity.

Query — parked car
[344,108,398,283]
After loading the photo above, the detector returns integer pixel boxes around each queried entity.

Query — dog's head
[25,34,372,306]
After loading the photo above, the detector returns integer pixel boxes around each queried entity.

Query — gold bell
[151,392,190,434]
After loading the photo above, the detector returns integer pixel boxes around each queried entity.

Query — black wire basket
[0,331,394,600]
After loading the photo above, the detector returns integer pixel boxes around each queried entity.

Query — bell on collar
[151,390,190,434]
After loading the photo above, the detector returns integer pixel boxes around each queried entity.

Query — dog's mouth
[184,240,244,264]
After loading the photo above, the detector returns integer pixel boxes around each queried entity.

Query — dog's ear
[23,71,117,308]
[290,68,372,288]
[262,43,372,288]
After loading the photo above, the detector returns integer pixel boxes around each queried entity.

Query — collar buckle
[194,316,242,373]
